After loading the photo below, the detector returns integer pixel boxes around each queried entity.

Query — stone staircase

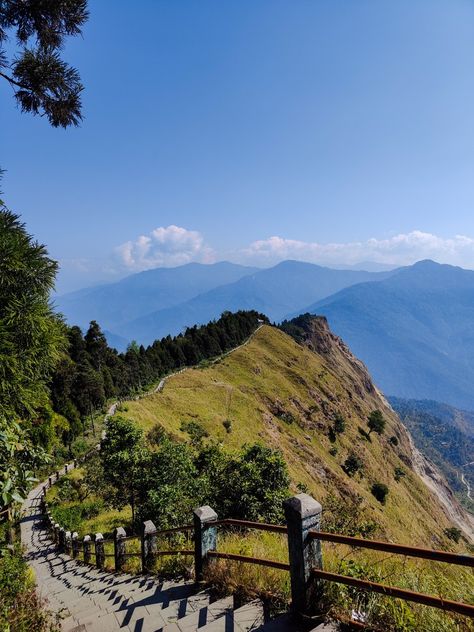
[21,478,338,632]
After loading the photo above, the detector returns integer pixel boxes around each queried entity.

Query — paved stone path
[21,476,338,631]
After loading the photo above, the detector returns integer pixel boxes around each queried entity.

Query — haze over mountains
[58,258,474,411]
[57,260,390,344]
[309,260,474,410]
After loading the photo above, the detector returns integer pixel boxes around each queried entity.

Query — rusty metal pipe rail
[149,525,194,537]
[208,550,290,571]
[309,531,474,567]
[215,519,287,534]
[154,549,194,556]
[312,569,474,618]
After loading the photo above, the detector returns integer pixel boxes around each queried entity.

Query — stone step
[232,600,265,631]
[158,590,212,625]
[162,595,233,631]
[251,613,340,632]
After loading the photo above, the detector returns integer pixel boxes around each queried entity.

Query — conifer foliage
[0,0,88,127]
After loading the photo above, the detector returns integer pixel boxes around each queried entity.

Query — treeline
[51,310,268,444]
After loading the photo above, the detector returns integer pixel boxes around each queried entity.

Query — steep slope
[124,320,473,545]
[389,397,474,437]
[56,262,259,332]
[304,260,474,410]
[390,397,474,512]
[118,261,392,345]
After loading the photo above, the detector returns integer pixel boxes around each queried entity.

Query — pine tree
[0,1,88,128]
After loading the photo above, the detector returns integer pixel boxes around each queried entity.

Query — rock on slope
[125,318,473,546]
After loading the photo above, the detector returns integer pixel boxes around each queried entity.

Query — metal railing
[42,466,474,623]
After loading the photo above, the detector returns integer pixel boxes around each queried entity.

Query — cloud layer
[115,225,215,271]
[58,227,474,294]
[242,231,474,268]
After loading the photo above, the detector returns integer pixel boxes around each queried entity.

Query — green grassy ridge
[121,324,467,548]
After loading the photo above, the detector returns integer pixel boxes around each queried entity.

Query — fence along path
[21,462,286,632]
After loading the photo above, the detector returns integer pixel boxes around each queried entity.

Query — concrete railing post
[114,527,127,572]
[83,535,92,564]
[193,505,218,582]
[95,533,105,569]
[283,493,323,618]
[56,470,60,481]
[48,476,52,487]
[53,523,60,544]
[58,527,66,552]
[64,530,72,555]
[71,532,79,558]
[74,458,78,468]
[64,464,68,474]
[141,520,157,573]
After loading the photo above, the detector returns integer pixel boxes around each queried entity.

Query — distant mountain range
[58,257,474,410]
[57,260,390,346]
[306,260,474,410]
[56,261,259,332]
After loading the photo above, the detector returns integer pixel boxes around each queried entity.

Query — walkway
[21,469,336,631]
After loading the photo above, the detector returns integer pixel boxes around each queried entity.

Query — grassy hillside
[124,322,469,547]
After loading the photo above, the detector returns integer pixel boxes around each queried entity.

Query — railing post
[58,527,66,551]
[141,520,157,573]
[193,505,218,582]
[83,535,92,564]
[74,458,78,468]
[65,464,68,474]
[114,527,126,572]
[56,470,60,481]
[283,493,323,618]
[95,533,105,569]
[64,530,72,555]
[49,476,52,487]
[72,532,79,558]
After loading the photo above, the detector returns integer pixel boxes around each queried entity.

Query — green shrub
[389,435,399,446]
[333,413,346,434]
[342,453,363,477]
[444,527,462,543]
[222,419,232,433]
[371,482,389,504]
[367,410,386,436]
[394,467,406,482]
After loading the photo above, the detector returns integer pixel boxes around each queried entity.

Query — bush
[342,453,363,477]
[394,467,406,482]
[367,410,386,436]
[444,527,462,543]
[333,413,346,434]
[371,482,389,504]
[222,419,232,433]
[389,435,399,446]
[147,423,166,446]
[0,543,59,631]
[180,420,209,446]
[329,446,338,457]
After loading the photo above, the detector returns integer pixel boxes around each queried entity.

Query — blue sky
[2,0,474,292]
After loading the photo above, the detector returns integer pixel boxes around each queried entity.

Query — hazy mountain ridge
[115,261,392,345]
[56,261,259,333]
[305,260,474,410]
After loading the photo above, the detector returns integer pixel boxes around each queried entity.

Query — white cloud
[240,231,474,268]
[115,225,215,271]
